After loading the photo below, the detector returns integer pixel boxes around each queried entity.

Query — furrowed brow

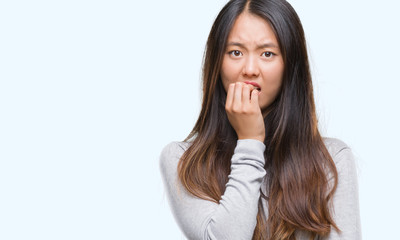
[257,43,279,49]
[226,42,279,50]
[226,42,245,48]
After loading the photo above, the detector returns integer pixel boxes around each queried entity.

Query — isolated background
[1,0,399,239]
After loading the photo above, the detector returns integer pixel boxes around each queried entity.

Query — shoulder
[322,137,358,185]
[159,141,192,176]
[160,141,190,157]
[323,137,353,165]
[323,137,350,156]
[160,141,191,162]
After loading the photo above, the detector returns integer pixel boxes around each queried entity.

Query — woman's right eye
[229,50,242,57]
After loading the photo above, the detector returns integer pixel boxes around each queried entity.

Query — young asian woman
[160,0,361,239]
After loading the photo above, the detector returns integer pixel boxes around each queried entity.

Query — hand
[225,82,265,142]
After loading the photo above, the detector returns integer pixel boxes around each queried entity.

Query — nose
[242,55,260,78]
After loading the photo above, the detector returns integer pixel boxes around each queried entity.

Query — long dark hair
[178,0,339,239]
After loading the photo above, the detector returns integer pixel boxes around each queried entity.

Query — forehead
[227,12,278,45]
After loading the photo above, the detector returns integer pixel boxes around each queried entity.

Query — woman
[160,0,361,239]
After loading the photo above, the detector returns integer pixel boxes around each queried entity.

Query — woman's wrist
[238,136,265,143]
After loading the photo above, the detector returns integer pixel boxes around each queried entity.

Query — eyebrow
[227,42,279,49]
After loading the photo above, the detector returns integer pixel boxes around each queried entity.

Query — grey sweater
[159,138,361,240]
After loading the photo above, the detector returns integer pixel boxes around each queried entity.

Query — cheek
[262,62,284,88]
[220,59,240,91]
[259,62,284,106]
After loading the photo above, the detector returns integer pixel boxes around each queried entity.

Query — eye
[229,50,243,57]
[262,51,274,58]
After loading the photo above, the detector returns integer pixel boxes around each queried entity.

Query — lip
[244,81,261,90]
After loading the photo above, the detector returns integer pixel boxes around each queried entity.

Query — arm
[324,146,362,240]
[159,139,266,240]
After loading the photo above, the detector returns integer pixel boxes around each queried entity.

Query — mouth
[244,81,261,91]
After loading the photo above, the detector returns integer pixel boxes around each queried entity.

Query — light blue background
[0,0,399,239]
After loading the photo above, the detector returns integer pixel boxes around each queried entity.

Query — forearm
[160,139,266,240]
[205,139,266,239]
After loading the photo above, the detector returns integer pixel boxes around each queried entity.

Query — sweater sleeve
[159,139,266,240]
[323,141,362,240]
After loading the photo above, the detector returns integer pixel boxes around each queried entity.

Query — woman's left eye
[262,52,274,58]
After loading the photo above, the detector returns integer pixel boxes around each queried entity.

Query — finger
[233,82,243,107]
[225,83,235,109]
[242,84,251,105]
[250,89,259,107]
